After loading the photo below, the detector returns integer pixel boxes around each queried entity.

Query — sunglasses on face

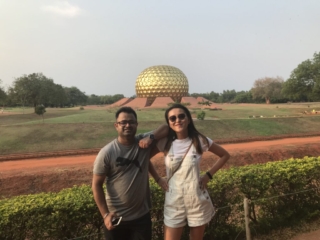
[168,113,186,123]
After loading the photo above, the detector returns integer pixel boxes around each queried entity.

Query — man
[92,106,167,240]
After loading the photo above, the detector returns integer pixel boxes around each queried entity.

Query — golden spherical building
[135,65,189,105]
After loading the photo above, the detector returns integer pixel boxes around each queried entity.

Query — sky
[1,1,320,97]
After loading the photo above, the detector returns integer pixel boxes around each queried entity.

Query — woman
[155,103,230,240]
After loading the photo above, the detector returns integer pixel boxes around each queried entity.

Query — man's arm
[153,123,169,140]
[139,124,169,148]
[92,174,117,230]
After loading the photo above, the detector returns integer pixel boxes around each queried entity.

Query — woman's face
[167,108,190,134]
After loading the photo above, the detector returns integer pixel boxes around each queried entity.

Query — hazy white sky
[1,1,320,97]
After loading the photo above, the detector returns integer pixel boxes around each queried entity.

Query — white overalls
[163,140,215,228]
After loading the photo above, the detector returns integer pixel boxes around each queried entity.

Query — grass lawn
[1,103,320,155]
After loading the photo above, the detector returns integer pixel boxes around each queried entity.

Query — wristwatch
[149,134,155,140]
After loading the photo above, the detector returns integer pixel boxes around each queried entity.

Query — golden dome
[135,65,189,105]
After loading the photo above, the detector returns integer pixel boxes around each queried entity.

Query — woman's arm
[148,151,168,191]
[207,142,230,175]
[200,142,230,188]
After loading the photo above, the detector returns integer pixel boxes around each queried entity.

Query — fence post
[244,197,251,240]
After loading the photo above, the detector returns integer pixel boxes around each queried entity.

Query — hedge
[1,156,320,240]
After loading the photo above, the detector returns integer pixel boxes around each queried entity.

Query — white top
[157,136,213,176]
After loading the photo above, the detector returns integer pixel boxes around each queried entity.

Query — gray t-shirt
[93,135,152,221]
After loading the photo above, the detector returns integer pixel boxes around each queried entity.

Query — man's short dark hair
[115,107,137,121]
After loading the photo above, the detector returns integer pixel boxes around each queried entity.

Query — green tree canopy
[220,90,237,103]
[87,94,101,105]
[9,73,54,110]
[35,105,46,123]
[8,75,35,110]
[0,80,7,110]
[251,76,284,104]
[64,87,88,106]
[282,52,320,101]
[233,91,253,103]
[9,73,79,110]
[190,91,220,102]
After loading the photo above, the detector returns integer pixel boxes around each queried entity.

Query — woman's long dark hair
[163,104,209,155]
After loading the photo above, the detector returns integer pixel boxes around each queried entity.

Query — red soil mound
[108,98,132,107]
[123,98,148,108]
[149,97,174,108]
[181,97,201,108]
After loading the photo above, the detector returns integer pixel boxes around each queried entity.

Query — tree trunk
[265,97,270,104]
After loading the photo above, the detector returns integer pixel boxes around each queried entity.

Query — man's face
[114,112,138,138]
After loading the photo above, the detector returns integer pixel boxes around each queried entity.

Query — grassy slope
[1,104,320,155]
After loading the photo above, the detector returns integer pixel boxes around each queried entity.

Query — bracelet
[206,172,213,180]
[156,177,161,183]
[103,213,109,219]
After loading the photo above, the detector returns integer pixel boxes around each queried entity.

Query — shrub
[35,105,46,122]
[79,106,84,110]
[1,157,320,239]
[197,111,206,120]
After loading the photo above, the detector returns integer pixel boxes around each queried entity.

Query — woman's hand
[157,177,169,192]
[139,136,153,148]
[199,174,211,190]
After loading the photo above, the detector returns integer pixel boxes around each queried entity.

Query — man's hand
[139,135,153,148]
[104,212,117,230]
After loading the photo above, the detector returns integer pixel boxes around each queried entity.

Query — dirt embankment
[1,135,320,198]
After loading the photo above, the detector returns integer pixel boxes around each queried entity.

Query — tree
[282,52,320,101]
[8,78,31,113]
[191,91,220,102]
[10,73,49,112]
[35,105,46,123]
[64,87,88,106]
[37,81,68,108]
[98,94,125,105]
[233,91,253,103]
[0,80,7,112]
[50,84,68,107]
[87,94,101,105]
[251,77,284,104]
[198,100,211,106]
[219,90,237,103]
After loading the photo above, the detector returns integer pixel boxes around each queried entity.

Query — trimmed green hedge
[1,156,320,240]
